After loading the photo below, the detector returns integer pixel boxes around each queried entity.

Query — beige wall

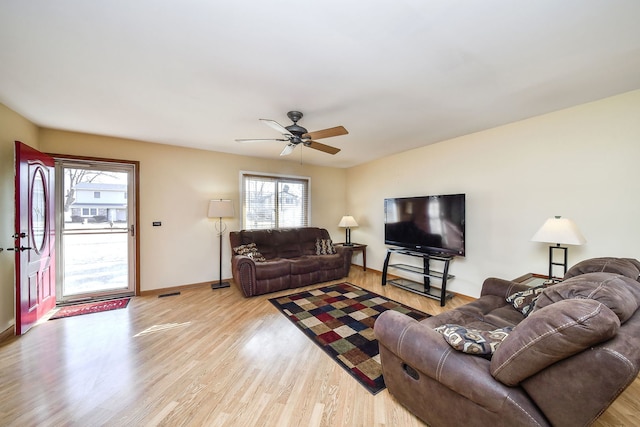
[347,90,640,297]
[0,104,40,333]
[39,130,348,293]
[1,88,639,330]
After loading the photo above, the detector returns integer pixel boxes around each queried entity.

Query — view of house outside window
[60,165,131,298]
[242,173,310,230]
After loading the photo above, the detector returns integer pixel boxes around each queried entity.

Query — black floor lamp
[208,199,235,289]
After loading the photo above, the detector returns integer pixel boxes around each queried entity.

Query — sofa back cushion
[230,227,331,259]
[246,230,280,259]
[274,229,302,258]
[298,227,330,255]
[564,257,640,281]
[490,299,620,386]
[624,258,640,274]
[533,272,640,323]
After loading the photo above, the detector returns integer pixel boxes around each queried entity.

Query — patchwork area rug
[269,282,429,394]
[49,298,131,320]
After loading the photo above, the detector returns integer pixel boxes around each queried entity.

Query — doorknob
[7,246,32,252]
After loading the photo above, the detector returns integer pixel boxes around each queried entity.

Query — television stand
[382,247,455,307]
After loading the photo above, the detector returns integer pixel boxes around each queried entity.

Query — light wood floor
[0,269,638,426]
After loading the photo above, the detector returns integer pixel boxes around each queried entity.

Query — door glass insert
[31,167,47,252]
[57,162,135,301]
[63,232,128,295]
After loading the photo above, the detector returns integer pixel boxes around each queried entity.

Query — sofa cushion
[534,272,640,323]
[232,243,266,262]
[312,253,344,270]
[315,238,336,255]
[421,294,523,330]
[564,257,640,281]
[434,324,513,357]
[490,299,620,386]
[289,256,319,275]
[253,258,291,280]
[506,285,547,317]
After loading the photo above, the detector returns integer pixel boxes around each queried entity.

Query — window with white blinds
[241,172,310,230]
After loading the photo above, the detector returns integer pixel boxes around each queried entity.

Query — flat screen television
[384,194,465,256]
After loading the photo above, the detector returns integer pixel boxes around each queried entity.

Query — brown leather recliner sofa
[375,257,640,427]
[229,227,352,297]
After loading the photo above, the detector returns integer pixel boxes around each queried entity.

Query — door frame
[48,153,141,297]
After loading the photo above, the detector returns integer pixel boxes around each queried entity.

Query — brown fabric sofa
[229,227,352,297]
[375,257,640,427]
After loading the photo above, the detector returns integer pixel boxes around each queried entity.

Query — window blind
[242,173,309,229]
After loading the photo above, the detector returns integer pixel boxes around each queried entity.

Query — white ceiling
[1,1,640,168]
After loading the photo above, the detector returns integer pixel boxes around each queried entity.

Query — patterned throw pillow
[506,285,547,317]
[315,238,336,255]
[434,324,513,357]
[233,243,266,262]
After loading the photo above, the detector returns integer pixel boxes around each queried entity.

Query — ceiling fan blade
[303,126,348,140]
[260,119,291,135]
[280,143,296,156]
[307,140,340,155]
[235,138,288,143]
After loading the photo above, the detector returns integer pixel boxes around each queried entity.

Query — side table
[335,242,367,271]
[512,273,553,287]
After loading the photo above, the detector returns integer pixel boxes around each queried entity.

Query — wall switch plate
[152,221,162,226]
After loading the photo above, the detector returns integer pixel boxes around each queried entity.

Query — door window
[55,159,137,302]
[31,167,47,253]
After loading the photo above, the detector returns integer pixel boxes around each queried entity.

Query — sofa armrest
[334,245,352,256]
[231,255,258,297]
[334,245,353,272]
[481,277,532,299]
[375,310,529,412]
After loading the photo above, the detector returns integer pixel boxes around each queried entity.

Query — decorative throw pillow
[233,243,266,262]
[434,324,513,357]
[506,285,547,317]
[315,238,336,255]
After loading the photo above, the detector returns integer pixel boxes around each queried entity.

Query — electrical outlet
[152,221,161,226]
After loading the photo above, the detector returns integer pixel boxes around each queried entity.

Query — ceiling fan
[236,111,348,156]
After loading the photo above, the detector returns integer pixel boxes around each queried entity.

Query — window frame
[239,171,311,230]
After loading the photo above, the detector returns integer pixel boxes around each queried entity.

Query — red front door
[14,141,56,335]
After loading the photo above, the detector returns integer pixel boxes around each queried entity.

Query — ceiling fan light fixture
[280,144,295,156]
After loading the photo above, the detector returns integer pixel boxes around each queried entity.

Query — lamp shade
[208,199,234,218]
[531,216,586,245]
[338,215,358,228]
